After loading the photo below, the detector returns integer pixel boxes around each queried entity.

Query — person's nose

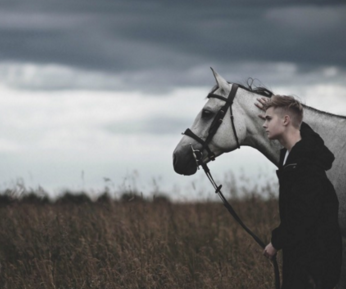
[262,121,267,129]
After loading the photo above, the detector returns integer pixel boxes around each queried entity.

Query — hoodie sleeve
[271,172,323,250]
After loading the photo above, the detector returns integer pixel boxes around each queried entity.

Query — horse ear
[210,67,229,89]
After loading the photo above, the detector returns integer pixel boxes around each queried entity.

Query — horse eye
[202,109,213,118]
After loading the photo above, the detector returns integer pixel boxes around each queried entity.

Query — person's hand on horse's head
[254,97,270,120]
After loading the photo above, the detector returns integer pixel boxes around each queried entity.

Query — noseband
[183,84,240,167]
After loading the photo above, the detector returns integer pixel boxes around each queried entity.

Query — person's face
[262,107,285,140]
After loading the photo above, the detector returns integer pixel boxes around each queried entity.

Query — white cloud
[0,83,207,195]
[0,62,126,90]
[1,62,346,96]
[0,138,23,152]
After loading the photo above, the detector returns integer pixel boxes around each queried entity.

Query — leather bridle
[182,83,240,167]
[181,83,280,289]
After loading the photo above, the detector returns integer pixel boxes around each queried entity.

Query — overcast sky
[0,0,345,199]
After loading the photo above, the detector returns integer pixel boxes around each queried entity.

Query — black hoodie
[271,122,342,289]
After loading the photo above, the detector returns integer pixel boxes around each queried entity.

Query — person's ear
[283,115,290,126]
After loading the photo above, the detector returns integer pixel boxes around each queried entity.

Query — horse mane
[229,78,274,98]
[209,78,345,119]
[209,78,273,98]
[232,78,346,119]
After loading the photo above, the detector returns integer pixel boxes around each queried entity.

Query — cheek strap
[182,83,240,167]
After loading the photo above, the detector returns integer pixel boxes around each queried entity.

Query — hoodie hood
[284,122,335,171]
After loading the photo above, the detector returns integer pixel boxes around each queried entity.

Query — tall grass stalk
[0,190,281,289]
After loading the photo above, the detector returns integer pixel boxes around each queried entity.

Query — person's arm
[271,173,323,250]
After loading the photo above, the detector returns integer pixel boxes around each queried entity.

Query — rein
[182,84,280,289]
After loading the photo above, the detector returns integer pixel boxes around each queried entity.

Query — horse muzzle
[172,144,199,175]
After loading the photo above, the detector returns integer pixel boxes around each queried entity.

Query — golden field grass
[0,190,281,289]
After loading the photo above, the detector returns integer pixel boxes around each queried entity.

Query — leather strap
[201,163,281,289]
[183,83,240,162]
[183,128,215,160]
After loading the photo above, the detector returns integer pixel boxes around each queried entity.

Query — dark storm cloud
[0,0,345,90]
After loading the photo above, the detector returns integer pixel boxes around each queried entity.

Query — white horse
[173,69,346,288]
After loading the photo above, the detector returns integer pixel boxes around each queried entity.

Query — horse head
[173,68,247,175]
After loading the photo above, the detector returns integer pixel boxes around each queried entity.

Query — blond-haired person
[256,95,342,289]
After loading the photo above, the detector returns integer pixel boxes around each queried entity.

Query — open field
[0,191,281,289]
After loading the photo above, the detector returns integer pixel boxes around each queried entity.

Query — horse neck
[302,106,346,159]
[236,90,282,167]
[236,89,346,168]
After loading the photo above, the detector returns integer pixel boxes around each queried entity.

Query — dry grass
[0,193,281,289]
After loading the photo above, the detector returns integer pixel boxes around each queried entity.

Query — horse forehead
[213,85,230,96]
[204,97,225,109]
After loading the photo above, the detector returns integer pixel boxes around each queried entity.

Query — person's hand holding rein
[263,242,277,260]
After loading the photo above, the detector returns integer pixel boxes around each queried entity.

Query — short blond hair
[264,95,303,128]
